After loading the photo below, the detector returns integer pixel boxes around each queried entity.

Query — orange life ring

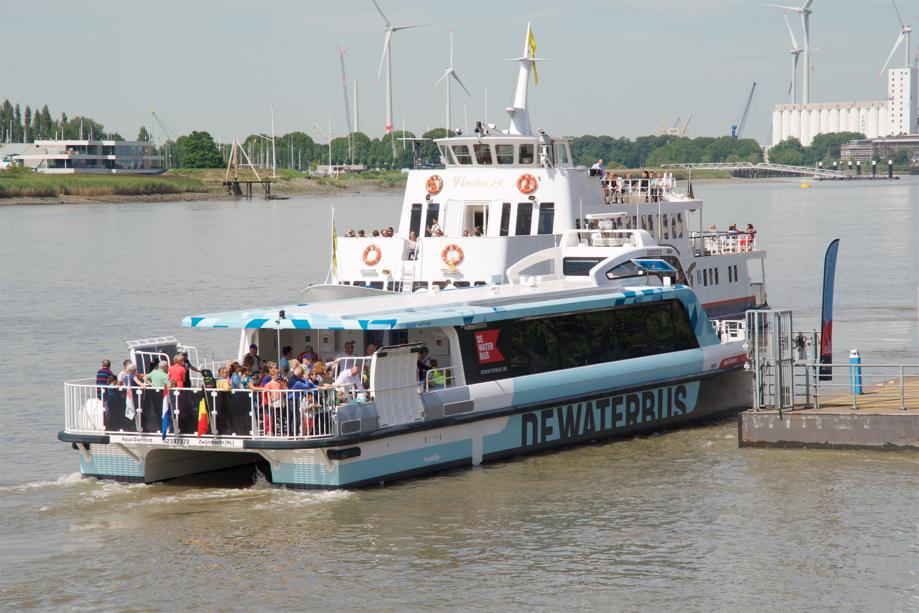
[517,173,537,194]
[441,244,464,267]
[426,174,443,195]
[362,244,382,266]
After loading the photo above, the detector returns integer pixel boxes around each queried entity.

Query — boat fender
[517,173,538,194]
[362,244,382,266]
[426,174,443,195]
[441,244,464,269]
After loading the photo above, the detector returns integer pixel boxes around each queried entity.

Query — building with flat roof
[841,134,919,164]
[771,67,918,147]
[12,139,164,174]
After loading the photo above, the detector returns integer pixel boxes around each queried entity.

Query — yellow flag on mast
[528,25,538,85]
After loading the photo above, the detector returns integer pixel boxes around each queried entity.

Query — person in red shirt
[168,354,187,389]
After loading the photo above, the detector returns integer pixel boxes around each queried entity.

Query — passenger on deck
[289,366,316,391]
[408,231,418,260]
[430,217,442,235]
[417,349,432,382]
[312,361,330,384]
[246,344,262,372]
[144,360,170,389]
[372,229,380,237]
[428,359,446,388]
[745,223,756,238]
[216,367,231,391]
[168,354,187,389]
[433,228,444,237]
[259,362,275,387]
[279,346,293,376]
[117,359,133,381]
[462,230,470,237]
[474,226,483,237]
[96,359,115,395]
[120,363,143,389]
[239,366,253,389]
[228,361,241,388]
[357,229,366,237]
[176,350,197,387]
[334,365,362,390]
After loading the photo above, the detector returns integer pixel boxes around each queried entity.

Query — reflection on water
[1,181,917,610]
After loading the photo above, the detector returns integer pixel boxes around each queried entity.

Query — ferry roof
[181,282,701,331]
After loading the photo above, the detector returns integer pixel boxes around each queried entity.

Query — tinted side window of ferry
[516,203,533,235]
[537,203,555,234]
[453,145,472,165]
[519,144,534,164]
[456,301,700,384]
[495,145,514,164]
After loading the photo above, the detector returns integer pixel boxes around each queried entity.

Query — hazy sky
[0,0,911,145]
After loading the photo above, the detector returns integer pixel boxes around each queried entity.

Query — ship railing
[330,356,372,379]
[63,380,361,440]
[689,231,756,255]
[711,319,747,343]
[424,366,459,391]
[571,229,637,248]
[601,179,678,204]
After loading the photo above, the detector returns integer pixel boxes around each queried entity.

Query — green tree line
[0,99,120,142]
[766,132,868,166]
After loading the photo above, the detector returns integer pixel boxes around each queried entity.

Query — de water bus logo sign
[475,329,504,364]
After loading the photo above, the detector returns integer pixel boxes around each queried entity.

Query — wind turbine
[879,0,912,75]
[372,0,430,158]
[782,11,803,103]
[434,30,472,136]
[767,0,814,103]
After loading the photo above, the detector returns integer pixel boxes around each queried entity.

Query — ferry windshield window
[456,300,699,384]
[605,260,643,280]
[474,144,493,165]
[452,145,472,165]
[438,145,450,165]
[410,203,423,236]
[553,143,569,165]
[515,203,533,235]
[563,257,604,276]
[495,144,514,164]
[500,203,511,236]
[519,144,535,165]
[537,202,555,234]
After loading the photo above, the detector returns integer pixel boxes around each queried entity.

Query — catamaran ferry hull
[60,366,749,489]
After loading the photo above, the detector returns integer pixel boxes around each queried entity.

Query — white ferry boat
[333,26,767,320]
[59,227,752,488]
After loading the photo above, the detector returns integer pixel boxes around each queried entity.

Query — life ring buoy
[517,173,538,194]
[362,244,382,266]
[426,174,443,195]
[441,244,464,268]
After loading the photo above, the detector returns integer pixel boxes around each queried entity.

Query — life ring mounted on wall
[426,175,444,195]
[441,244,464,270]
[517,173,538,194]
[362,244,382,266]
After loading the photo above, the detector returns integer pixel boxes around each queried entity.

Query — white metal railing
[601,176,678,204]
[689,231,756,255]
[424,366,458,391]
[799,363,919,411]
[63,380,364,440]
[711,319,747,343]
[330,356,372,379]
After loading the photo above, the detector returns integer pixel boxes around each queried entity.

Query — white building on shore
[771,67,917,146]
[10,139,164,174]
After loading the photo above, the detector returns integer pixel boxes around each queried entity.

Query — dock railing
[801,363,919,411]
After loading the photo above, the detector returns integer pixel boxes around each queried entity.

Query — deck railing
[424,365,459,391]
[63,380,363,440]
[689,231,756,255]
[711,319,747,343]
[801,363,919,411]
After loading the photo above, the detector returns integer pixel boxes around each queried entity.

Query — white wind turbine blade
[392,23,433,32]
[371,0,390,27]
[765,3,801,12]
[880,31,906,74]
[783,11,800,49]
[377,29,392,79]
[451,71,472,97]
[434,69,450,87]
[891,0,905,27]
[800,0,814,11]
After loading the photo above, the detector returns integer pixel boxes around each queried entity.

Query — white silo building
[771,67,917,146]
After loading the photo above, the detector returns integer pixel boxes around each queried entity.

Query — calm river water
[1,178,917,611]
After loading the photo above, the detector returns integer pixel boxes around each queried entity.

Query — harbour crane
[731,82,757,139]
[150,111,178,167]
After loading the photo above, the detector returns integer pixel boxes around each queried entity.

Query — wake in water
[0,472,86,493]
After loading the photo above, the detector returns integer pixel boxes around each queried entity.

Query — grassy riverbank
[166,168,407,195]
[0,167,206,199]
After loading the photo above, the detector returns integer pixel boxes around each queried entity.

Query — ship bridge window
[438,145,450,165]
[474,144,493,165]
[495,144,514,164]
[563,257,604,276]
[553,142,570,166]
[452,145,472,165]
[515,202,533,236]
[519,144,535,165]
[537,202,555,234]
[605,260,643,280]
